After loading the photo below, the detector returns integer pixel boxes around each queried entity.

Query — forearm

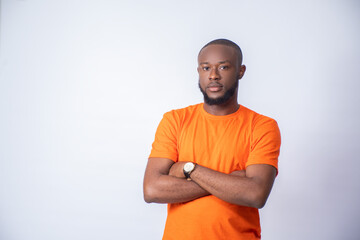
[190,166,258,207]
[143,158,209,204]
[143,158,275,207]
[190,164,276,208]
[144,175,209,203]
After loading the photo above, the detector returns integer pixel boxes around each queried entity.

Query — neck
[203,98,239,116]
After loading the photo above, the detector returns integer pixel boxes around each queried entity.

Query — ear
[197,66,201,74]
[238,65,246,80]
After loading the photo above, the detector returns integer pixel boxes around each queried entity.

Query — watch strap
[183,162,196,180]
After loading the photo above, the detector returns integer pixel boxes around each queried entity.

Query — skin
[198,44,245,115]
[143,44,277,208]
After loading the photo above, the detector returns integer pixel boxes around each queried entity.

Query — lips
[207,83,223,92]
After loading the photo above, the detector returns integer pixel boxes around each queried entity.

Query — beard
[198,80,238,105]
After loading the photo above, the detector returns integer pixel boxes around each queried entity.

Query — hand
[229,170,246,177]
[169,162,186,178]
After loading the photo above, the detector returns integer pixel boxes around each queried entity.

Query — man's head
[198,39,246,106]
[199,39,243,66]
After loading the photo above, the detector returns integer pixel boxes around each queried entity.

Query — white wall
[1,0,359,239]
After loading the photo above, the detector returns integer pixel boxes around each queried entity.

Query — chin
[207,93,225,99]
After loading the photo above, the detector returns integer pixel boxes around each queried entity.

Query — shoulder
[240,105,278,125]
[163,103,203,122]
[239,106,280,135]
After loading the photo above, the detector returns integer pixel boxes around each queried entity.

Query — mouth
[207,83,223,92]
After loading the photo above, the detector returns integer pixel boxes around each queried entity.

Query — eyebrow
[199,60,231,65]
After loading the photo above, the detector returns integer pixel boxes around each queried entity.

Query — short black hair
[199,39,243,65]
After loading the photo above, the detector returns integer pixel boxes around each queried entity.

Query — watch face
[184,162,194,172]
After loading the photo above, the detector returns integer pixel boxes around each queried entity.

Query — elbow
[143,174,169,203]
[246,192,268,209]
[252,199,266,209]
[244,200,266,209]
[143,183,158,203]
[144,196,153,204]
[143,186,153,203]
[143,193,152,203]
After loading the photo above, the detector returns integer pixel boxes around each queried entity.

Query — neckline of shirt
[200,103,243,120]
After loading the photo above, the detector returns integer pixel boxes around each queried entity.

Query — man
[143,39,281,240]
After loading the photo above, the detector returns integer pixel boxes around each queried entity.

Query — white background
[1,0,360,239]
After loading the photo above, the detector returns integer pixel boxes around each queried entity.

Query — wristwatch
[183,162,196,180]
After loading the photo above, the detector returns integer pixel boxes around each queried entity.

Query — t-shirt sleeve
[246,117,281,172]
[148,111,179,162]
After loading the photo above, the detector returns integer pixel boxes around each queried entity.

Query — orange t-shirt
[149,103,281,240]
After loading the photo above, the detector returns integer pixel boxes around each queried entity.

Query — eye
[220,65,229,70]
[202,66,210,71]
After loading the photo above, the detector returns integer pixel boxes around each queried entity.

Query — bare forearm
[144,158,209,203]
[190,165,276,208]
[143,158,275,207]
[144,171,209,204]
[190,166,257,207]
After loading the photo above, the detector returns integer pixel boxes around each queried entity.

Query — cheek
[198,73,208,83]
[198,79,206,88]
[198,79,208,91]
[198,71,208,78]
[223,71,238,81]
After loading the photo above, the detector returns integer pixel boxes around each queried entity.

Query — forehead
[198,44,238,64]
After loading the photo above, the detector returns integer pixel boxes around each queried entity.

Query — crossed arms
[143,157,276,209]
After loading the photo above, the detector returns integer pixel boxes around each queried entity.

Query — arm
[143,157,210,204]
[169,162,276,209]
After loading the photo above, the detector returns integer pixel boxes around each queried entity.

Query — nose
[209,67,220,81]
